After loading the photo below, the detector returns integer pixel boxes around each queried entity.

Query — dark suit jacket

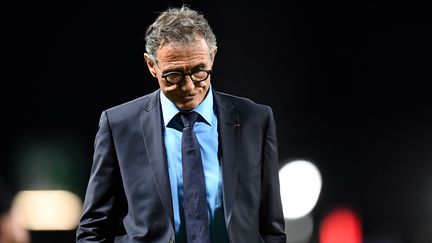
[76,89,286,243]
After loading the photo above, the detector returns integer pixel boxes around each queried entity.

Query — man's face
[145,36,216,111]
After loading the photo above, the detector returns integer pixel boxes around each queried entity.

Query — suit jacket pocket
[238,164,261,183]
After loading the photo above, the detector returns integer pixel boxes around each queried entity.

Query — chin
[177,103,198,111]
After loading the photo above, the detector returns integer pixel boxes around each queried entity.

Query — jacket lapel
[213,91,240,228]
[139,90,174,226]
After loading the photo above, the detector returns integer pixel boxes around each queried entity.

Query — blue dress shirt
[160,88,228,243]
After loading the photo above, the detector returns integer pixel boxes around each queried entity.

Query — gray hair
[145,6,217,62]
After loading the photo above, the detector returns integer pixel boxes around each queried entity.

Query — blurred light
[279,160,322,219]
[11,190,82,230]
[285,214,314,243]
[319,207,362,243]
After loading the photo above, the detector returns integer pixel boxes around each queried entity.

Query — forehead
[156,38,211,67]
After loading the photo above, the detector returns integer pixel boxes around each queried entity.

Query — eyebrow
[162,63,207,73]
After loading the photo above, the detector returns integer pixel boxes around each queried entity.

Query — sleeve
[76,111,126,242]
[259,106,287,243]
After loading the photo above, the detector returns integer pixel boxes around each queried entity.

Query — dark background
[4,0,431,242]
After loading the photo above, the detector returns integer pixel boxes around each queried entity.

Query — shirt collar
[160,86,214,127]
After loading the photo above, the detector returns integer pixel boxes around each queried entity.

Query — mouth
[182,93,196,100]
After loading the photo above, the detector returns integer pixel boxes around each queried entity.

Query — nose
[180,75,195,92]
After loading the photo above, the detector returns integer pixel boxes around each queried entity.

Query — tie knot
[180,111,200,128]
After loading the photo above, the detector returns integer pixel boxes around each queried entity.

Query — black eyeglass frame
[161,70,213,84]
[153,60,212,84]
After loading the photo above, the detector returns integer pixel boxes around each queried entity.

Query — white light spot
[11,190,83,230]
[279,160,322,219]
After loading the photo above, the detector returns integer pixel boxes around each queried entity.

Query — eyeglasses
[153,62,212,84]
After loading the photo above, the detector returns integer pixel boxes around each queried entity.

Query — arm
[76,111,126,242]
[259,107,286,243]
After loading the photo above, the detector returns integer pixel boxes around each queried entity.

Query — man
[77,6,286,243]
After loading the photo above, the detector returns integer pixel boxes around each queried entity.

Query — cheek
[158,78,177,92]
[196,80,209,90]
[162,88,180,101]
[162,85,184,102]
[201,82,211,94]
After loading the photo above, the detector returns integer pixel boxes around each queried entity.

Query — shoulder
[102,90,159,122]
[213,90,273,115]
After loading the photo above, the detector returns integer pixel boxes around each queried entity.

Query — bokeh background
[4,0,431,242]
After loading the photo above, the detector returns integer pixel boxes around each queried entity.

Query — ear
[210,48,217,64]
[144,53,158,78]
